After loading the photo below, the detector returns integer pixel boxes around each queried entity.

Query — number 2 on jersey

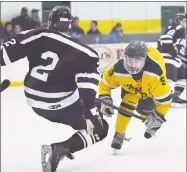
[167,29,175,36]
[30,51,59,82]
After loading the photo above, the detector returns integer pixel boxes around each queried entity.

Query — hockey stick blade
[95,98,146,122]
[1,79,10,92]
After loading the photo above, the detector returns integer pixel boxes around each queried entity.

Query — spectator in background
[0,22,4,40]
[71,17,85,38]
[41,22,48,29]
[30,9,41,29]
[108,23,124,43]
[0,38,4,44]
[12,7,32,31]
[3,22,13,41]
[13,24,22,36]
[87,20,102,44]
[87,20,101,35]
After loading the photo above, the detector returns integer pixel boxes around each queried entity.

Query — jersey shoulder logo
[49,104,61,109]
[108,69,114,76]
[4,38,16,47]
[160,76,166,86]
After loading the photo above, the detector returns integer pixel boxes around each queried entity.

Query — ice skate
[111,132,131,154]
[171,95,187,108]
[41,143,74,172]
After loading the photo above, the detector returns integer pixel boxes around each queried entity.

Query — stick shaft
[95,98,145,122]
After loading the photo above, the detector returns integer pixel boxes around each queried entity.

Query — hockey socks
[66,130,97,153]
[56,120,108,154]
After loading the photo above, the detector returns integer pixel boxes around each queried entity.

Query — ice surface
[1,87,186,172]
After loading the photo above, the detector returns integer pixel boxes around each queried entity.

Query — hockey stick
[95,98,146,122]
[1,79,11,92]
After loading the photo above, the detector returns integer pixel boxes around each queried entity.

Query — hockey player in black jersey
[157,13,187,107]
[0,6,108,172]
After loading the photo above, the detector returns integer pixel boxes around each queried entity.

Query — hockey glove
[98,95,114,117]
[86,119,95,135]
[144,111,166,139]
[86,107,104,135]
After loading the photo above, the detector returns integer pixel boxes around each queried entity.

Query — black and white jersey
[157,23,186,63]
[0,29,100,110]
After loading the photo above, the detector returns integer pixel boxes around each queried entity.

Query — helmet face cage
[124,55,146,74]
[123,41,147,74]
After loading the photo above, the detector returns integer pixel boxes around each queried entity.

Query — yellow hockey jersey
[98,47,171,116]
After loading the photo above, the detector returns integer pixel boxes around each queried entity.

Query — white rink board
[1,87,186,172]
[1,42,157,82]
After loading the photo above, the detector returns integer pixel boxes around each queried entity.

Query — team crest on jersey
[123,84,147,99]
[108,69,114,76]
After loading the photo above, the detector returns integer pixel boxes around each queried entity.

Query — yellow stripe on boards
[1,21,6,25]
[10,81,24,87]
[8,78,78,88]
[2,19,161,34]
[9,79,78,87]
[79,19,161,34]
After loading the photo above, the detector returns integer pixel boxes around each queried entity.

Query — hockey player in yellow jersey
[98,41,172,150]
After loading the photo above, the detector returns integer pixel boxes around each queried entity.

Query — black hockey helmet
[124,41,148,74]
[174,13,187,24]
[48,6,72,32]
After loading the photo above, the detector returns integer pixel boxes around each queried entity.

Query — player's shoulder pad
[113,59,128,74]
[17,29,98,58]
[176,26,185,36]
[176,25,182,30]
[13,28,56,45]
[16,28,47,41]
[1,29,46,47]
[145,47,164,77]
[58,32,98,58]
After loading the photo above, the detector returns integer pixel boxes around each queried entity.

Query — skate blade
[113,149,118,155]
[171,103,186,108]
[41,145,52,172]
